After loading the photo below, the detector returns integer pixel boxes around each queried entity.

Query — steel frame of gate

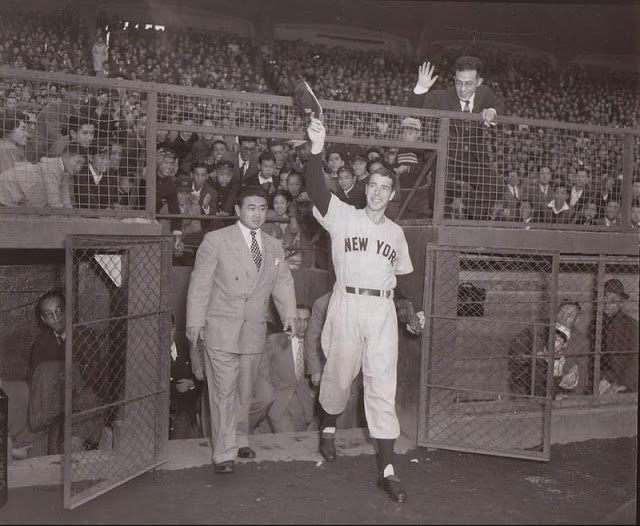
[63,235,173,509]
[418,244,560,462]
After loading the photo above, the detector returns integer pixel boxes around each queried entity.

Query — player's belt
[345,286,393,299]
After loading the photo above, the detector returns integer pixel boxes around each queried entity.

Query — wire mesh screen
[441,117,634,228]
[0,71,150,214]
[420,245,558,461]
[555,256,639,403]
[64,235,172,510]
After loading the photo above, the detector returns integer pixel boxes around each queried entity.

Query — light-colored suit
[186,222,296,463]
[263,333,318,433]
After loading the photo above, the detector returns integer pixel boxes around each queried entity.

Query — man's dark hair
[191,161,209,173]
[212,139,227,149]
[367,159,391,173]
[273,188,292,203]
[258,151,276,165]
[235,184,269,207]
[369,166,398,193]
[67,112,94,135]
[268,138,285,149]
[455,56,483,78]
[0,108,28,138]
[296,304,312,315]
[286,171,305,188]
[36,288,65,319]
[337,165,355,178]
[238,136,257,145]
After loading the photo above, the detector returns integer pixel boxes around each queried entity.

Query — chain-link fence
[420,246,638,461]
[440,116,638,228]
[2,66,638,235]
[63,235,172,510]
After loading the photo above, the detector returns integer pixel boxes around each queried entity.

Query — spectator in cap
[173,174,204,265]
[594,279,638,394]
[73,143,118,209]
[348,145,369,187]
[391,117,433,219]
[154,145,183,237]
[206,159,240,230]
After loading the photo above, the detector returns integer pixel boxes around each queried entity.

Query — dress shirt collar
[258,172,273,185]
[548,200,570,214]
[89,164,103,185]
[237,220,262,251]
[460,92,476,112]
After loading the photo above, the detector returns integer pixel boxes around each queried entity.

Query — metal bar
[146,90,158,220]
[65,460,166,510]
[394,151,437,221]
[63,236,74,509]
[619,134,634,231]
[417,244,438,446]
[72,389,167,419]
[2,66,638,137]
[419,443,548,462]
[542,253,560,457]
[72,308,171,328]
[592,260,607,403]
[432,117,450,225]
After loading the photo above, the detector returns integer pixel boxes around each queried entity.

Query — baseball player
[305,116,414,503]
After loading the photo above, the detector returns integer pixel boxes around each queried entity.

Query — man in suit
[408,55,504,219]
[186,185,297,475]
[523,165,553,217]
[243,151,281,205]
[260,304,318,433]
[221,136,260,183]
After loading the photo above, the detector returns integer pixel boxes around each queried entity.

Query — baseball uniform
[312,178,413,439]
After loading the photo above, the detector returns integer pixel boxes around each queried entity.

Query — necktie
[250,230,262,269]
[242,160,249,176]
[294,339,305,381]
[462,100,471,112]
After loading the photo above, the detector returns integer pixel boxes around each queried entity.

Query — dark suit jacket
[221,151,260,183]
[408,84,504,189]
[334,183,366,210]
[408,84,504,114]
[264,332,317,426]
[73,170,119,209]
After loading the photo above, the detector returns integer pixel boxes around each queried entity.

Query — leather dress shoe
[377,474,407,503]
[214,460,235,474]
[319,432,336,462]
[237,447,256,459]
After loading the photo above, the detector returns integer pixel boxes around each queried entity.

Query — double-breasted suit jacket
[186,222,297,354]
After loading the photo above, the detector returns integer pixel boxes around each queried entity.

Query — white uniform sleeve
[312,194,356,235]
[394,229,413,275]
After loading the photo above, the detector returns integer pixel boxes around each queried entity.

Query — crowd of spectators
[0,7,639,234]
[1,7,639,128]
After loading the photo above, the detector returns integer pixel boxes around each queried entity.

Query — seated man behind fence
[29,289,107,454]
[508,300,582,399]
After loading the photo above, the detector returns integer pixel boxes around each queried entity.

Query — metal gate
[418,245,560,461]
[63,235,173,509]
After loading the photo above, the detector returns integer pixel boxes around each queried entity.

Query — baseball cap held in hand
[293,80,323,124]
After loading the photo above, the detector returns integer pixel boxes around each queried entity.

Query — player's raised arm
[305,116,332,216]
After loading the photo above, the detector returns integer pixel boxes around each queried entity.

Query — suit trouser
[204,347,263,464]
